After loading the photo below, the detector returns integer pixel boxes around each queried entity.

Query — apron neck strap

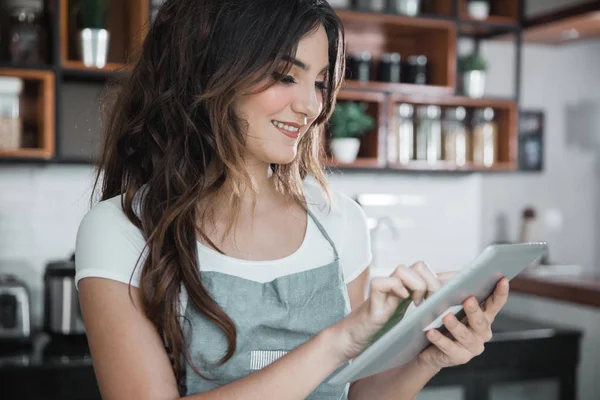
[306,207,339,260]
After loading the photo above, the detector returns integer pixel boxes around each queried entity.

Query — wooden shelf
[343,80,453,96]
[388,161,516,172]
[0,148,54,159]
[0,68,55,159]
[325,157,383,169]
[60,0,149,68]
[336,9,456,90]
[61,60,129,72]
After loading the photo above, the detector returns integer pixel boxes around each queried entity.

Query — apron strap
[306,207,340,261]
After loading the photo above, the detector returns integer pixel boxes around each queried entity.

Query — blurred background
[0,0,599,399]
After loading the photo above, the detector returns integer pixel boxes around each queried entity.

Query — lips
[272,120,301,139]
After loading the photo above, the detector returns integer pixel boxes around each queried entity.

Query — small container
[355,0,386,12]
[415,105,442,163]
[350,51,372,82]
[403,55,428,85]
[378,53,401,83]
[443,106,469,166]
[388,103,414,164]
[0,76,24,150]
[326,0,351,8]
[8,6,45,65]
[390,0,421,16]
[472,107,497,167]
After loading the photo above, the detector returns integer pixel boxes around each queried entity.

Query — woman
[75,0,509,399]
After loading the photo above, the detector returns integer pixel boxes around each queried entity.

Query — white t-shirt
[75,182,372,288]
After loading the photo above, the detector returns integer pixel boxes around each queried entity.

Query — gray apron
[180,209,351,399]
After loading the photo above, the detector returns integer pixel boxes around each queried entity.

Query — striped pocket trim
[250,350,288,370]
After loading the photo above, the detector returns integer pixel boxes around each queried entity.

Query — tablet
[328,242,547,385]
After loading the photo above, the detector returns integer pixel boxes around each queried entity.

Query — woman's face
[235,24,330,166]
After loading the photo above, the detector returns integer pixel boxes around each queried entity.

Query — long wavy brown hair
[93,0,345,388]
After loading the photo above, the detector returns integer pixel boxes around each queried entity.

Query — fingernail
[427,330,440,340]
[500,279,510,294]
[467,298,479,311]
[445,315,458,327]
[401,287,410,298]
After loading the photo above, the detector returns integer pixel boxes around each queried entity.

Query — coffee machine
[0,274,31,341]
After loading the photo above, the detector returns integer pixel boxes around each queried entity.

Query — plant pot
[391,0,421,16]
[467,0,490,20]
[77,28,110,68]
[462,70,486,98]
[330,138,361,163]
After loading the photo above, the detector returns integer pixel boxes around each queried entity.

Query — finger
[463,297,492,342]
[482,278,509,322]
[442,313,485,356]
[390,265,428,305]
[369,277,410,307]
[436,271,457,285]
[410,261,442,292]
[426,329,471,365]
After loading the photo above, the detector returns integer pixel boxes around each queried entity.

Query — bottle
[8,5,45,65]
[472,107,497,167]
[0,76,23,150]
[388,103,414,164]
[443,106,469,167]
[415,105,442,164]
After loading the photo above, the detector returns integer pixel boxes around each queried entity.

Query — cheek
[248,86,293,119]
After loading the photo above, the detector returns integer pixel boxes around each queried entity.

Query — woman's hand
[332,262,449,362]
[417,277,510,371]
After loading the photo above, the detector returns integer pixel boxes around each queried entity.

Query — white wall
[479,39,600,274]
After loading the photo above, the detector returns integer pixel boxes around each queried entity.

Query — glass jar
[388,103,414,164]
[326,0,351,8]
[443,106,469,166]
[415,105,442,163]
[350,51,372,82]
[378,52,401,83]
[9,7,45,65]
[0,76,23,150]
[403,55,428,85]
[472,107,497,167]
[355,0,386,12]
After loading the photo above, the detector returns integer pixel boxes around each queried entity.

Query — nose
[292,83,322,122]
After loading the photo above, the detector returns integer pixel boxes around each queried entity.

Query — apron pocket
[249,350,288,370]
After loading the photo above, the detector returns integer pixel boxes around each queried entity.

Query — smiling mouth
[272,120,301,139]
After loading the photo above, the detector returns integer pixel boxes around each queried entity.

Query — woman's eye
[281,75,296,84]
[315,81,328,91]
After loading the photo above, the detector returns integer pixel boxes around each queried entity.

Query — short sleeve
[75,198,147,289]
[338,194,372,283]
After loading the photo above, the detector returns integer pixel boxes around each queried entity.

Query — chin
[263,146,298,165]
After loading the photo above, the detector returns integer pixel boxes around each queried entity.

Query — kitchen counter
[511,273,600,307]
[0,333,100,400]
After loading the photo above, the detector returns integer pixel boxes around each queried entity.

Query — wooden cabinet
[0,0,522,173]
[0,68,55,159]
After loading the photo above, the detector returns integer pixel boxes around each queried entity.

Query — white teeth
[272,120,299,132]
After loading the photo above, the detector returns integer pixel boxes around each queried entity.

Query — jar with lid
[0,76,23,150]
[415,105,442,163]
[403,55,428,85]
[355,0,386,12]
[443,106,469,166]
[9,5,45,65]
[388,103,414,164]
[350,51,372,82]
[472,107,497,167]
[378,53,401,83]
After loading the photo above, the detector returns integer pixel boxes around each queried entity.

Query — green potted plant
[328,102,375,163]
[459,52,488,98]
[71,0,111,68]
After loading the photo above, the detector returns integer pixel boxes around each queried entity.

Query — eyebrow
[283,56,329,74]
